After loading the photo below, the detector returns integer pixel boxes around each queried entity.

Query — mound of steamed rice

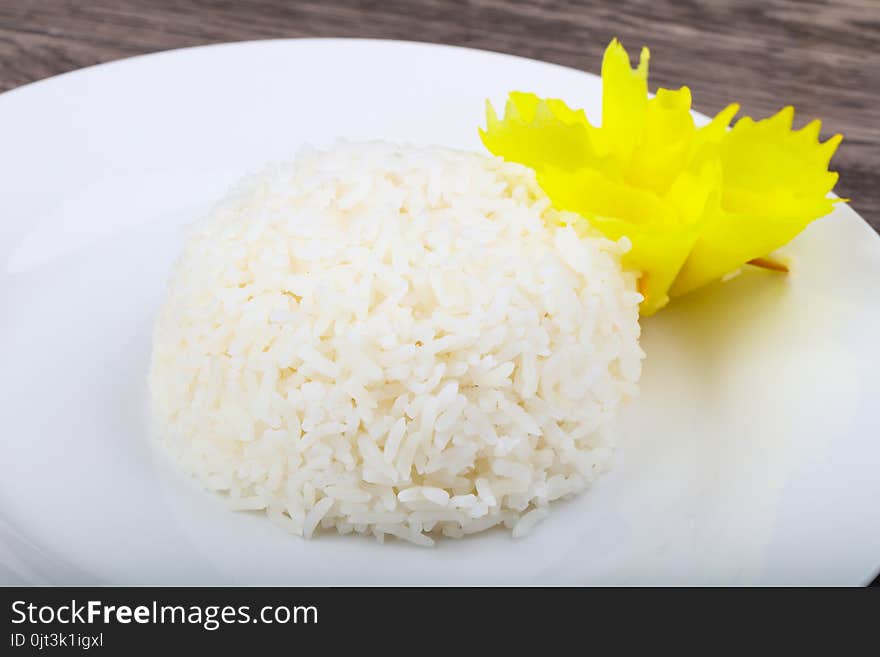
[148,141,643,546]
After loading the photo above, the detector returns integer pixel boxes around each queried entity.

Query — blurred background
[1,1,876,227]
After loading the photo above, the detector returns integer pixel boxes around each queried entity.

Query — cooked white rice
[149,141,643,545]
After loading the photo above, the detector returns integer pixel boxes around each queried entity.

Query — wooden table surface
[1,0,877,228]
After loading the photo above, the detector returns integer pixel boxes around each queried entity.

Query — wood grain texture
[1,0,878,228]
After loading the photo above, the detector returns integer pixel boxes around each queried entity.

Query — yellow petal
[479,92,599,171]
[689,102,740,165]
[625,86,696,194]
[672,107,842,295]
[597,39,650,163]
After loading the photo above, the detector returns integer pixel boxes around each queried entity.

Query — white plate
[1,39,878,585]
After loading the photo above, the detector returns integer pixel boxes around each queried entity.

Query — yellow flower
[480,39,842,315]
